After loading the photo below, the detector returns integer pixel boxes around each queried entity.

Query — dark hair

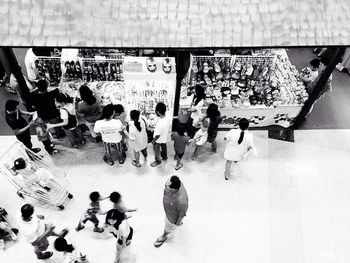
[155,102,166,116]
[21,204,34,220]
[12,158,26,171]
[105,209,126,227]
[320,57,329,66]
[114,104,124,115]
[238,118,249,144]
[309,59,320,68]
[102,104,115,119]
[5,100,19,112]
[89,191,100,202]
[130,110,141,132]
[37,79,48,92]
[169,176,181,190]
[194,85,206,106]
[56,93,73,104]
[206,103,220,122]
[79,85,96,105]
[176,125,185,136]
[54,237,74,253]
[110,191,121,203]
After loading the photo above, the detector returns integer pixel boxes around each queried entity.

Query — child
[0,207,18,250]
[94,104,128,166]
[171,125,189,170]
[299,58,320,88]
[190,118,209,160]
[54,237,88,263]
[110,192,137,214]
[76,191,107,233]
[105,209,133,263]
[114,104,128,157]
[151,102,171,167]
[224,118,254,180]
[34,114,57,155]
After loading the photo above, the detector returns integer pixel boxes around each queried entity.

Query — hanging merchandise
[36,57,62,86]
[180,49,308,128]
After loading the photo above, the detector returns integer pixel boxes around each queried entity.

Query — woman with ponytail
[223,118,254,180]
[47,93,85,148]
[129,110,148,167]
[54,237,88,262]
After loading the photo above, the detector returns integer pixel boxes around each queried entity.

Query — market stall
[179,49,308,128]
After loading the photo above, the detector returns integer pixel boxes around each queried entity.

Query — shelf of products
[36,56,62,86]
[180,49,308,128]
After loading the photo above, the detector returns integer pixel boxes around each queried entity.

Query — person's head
[114,104,124,117]
[155,102,166,117]
[55,93,73,109]
[319,57,329,71]
[12,157,27,171]
[54,237,74,253]
[309,59,320,71]
[105,209,125,226]
[21,204,34,222]
[37,79,48,92]
[176,125,186,136]
[165,176,181,192]
[102,104,115,120]
[110,191,121,204]
[201,118,210,132]
[194,85,205,105]
[238,118,249,144]
[79,85,96,105]
[130,110,141,132]
[206,103,220,121]
[89,191,100,202]
[5,100,19,113]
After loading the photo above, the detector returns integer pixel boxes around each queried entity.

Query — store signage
[124,61,143,72]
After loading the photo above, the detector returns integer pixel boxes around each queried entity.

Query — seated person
[11,158,53,191]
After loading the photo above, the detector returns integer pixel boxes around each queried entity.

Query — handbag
[142,118,153,143]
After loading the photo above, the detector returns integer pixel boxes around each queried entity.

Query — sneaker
[93,227,104,233]
[59,228,69,238]
[0,239,4,250]
[31,148,41,153]
[75,225,85,231]
[37,251,53,259]
[150,160,161,167]
[103,156,114,166]
[11,228,19,235]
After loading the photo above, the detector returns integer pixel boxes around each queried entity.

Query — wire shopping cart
[0,142,73,210]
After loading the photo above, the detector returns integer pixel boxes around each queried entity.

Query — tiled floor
[0,130,350,263]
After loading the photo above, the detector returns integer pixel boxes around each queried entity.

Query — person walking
[154,176,189,247]
[5,99,41,153]
[205,103,222,152]
[77,85,102,142]
[16,204,68,260]
[171,125,190,170]
[223,118,255,180]
[129,110,148,167]
[186,85,206,138]
[151,102,171,167]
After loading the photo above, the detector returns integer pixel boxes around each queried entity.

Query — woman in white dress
[129,110,148,167]
[224,118,254,180]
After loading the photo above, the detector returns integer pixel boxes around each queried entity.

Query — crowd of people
[3,82,256,262]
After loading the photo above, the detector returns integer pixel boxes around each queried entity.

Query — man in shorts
[154,176,189,247]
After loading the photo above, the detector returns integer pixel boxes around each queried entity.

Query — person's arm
[47,119,68,129]
[151,135,160,144]
[19,109,35,116]
[176,202,188,226]
[13,120,34,136]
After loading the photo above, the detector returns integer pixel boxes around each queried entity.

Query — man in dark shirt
[30,79,64,138]
[5,100,41,153]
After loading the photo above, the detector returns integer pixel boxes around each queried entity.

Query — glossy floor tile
[0,129,349,263]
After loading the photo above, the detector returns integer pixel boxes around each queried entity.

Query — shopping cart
[0,142,73,210]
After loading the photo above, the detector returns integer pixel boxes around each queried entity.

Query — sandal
[119,157,126,164]
[103,156,114,166]
[132,160,141,168]
[154,236,167,247]
[175,163,183,170]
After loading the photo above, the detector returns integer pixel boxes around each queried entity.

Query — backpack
[62,108,77,130]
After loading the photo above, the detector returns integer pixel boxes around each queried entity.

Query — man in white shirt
[17,204,68,260]
[151,102,171,167]
[24,48,40,83]
[94,104,128,166]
